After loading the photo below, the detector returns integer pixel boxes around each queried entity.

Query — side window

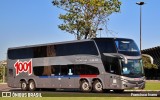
[74,65,85,75]
[8,48,33,59]
[46,45,56,57]
[8,45,56,59]
[86,65,99,75]
[61,65,74,75]
[95,39,116,53]
[55,41,98,56]
[104,57,120,75]
[51,65,60,76]
[33,65,99,76]
[33,66,44,76]
[33,66,60,76]
[33,45,56,58]
[33,46,47,58]
[61,66,68,75]
[77,41,98,55]
[8,69,13,77]
[55,43,73,56]
[74,65,99,75]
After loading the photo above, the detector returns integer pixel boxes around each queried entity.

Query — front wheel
[80,80,92,92]
[28,80,36,91]
[92,80,103,92]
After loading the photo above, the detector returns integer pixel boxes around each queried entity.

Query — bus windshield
[115,40,139,52]
[121,59,144,78]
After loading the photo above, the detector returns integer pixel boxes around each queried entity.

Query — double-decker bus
[7,38,145,92]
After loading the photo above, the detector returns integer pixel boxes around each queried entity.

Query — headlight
[121,79,128,83]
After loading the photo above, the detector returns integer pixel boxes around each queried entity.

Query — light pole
[98,28,103,38]
[136,2,145,51]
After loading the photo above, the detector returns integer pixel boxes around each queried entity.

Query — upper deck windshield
[115,39,139,52]
[115,39,140,56]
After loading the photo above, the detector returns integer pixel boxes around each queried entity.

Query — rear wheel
[80,80,92,92]
[21,81,28,91]
[92,80,103,92]
[28,80,36,91]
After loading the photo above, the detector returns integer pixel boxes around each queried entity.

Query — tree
[52,0,121,40]
[142,55,158,69]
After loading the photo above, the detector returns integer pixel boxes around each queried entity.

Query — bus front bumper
[122,81,145,89]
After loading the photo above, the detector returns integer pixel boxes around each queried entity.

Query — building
[142,46,160,79]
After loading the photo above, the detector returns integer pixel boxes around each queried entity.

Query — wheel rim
[22,82,26,90]
[82,82,89,91]
[95,82,102,91]
[29,82,35,90]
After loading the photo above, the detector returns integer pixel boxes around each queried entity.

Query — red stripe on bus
[80,75,97,78]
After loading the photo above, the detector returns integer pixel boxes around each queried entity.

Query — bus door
[59,65,75,88]
[109,58,121,89]
[50,65,61,88]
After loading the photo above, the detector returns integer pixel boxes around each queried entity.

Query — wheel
[28,80,36,91]
[21,81,28,91]
[113,89,124,93]
[80,80,92,92]
[92,80,103,92]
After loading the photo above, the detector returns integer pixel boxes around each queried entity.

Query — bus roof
[8,37,132,50]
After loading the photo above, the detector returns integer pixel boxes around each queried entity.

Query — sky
[0,0,160,61]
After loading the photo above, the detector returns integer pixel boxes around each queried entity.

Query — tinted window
[8,45,56,59]
[33,45,56,58]
[33,66,44,76]
[51,66,60,76]
[8,48,33,59]
[74,65,99,75]
[61,65,74,75]
[33,64,99,76]
[103,57,121,75]
[33,65,60,76]
[115,39,140,56]
[8,41,97,59]
[95,39,117,53]
[55,41,98,56]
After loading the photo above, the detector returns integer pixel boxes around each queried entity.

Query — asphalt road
[0,83,160,97]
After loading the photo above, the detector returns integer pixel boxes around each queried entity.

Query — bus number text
[14,59,32,76]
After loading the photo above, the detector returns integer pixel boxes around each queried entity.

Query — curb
[0,83,7,84]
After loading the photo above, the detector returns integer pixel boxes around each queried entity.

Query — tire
[28,80,36,91]
[21,81,28,91]
[113,89,124,93]
[80,80,92,92]
[92,80,103,92]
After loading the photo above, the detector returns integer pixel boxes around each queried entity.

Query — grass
[144,81,160,90]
